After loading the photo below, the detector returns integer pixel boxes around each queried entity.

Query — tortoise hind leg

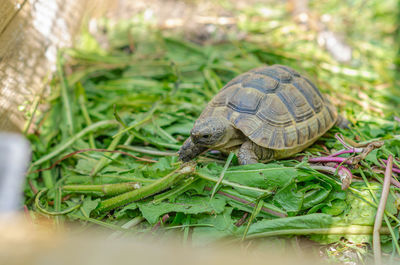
[238,140,274,165]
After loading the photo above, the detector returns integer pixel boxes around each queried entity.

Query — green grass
[25,1,400,263]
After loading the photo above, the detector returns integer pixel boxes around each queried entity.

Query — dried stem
[373,155,393,265]
[235,212,249,227]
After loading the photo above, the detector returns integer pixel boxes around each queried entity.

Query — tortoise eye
[203,134,210,139]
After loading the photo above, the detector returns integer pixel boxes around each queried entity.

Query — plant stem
[308,156,349,164]
[117,145,177,156]
[204,186,286,218]
[328,148,363,157]
[152,176,197,204]
[23,73,50,135]
[63,182,141,196]
[42,162,54,189]
[97,174,156,183]
[113,102,159,138]
[210,152,234,199]
[373,155,393,265]
[108,216,145,239]
[90,130,124,177]
[306,165,352,190]
[57,50,74,135]
[242,199,264,241]
[77,82,96,149]
[381,158,400,169]
[32,120,118,167]
[35,188,81,216]
[69,214,129,231]
[358,167,400,256]
[95,164,195,214]
[242,225,391,240]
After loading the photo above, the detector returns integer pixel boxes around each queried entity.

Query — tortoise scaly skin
[178,64,339,165]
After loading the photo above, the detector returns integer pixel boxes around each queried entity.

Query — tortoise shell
[199,64,337,150]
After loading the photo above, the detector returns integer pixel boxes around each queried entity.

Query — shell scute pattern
[251,66,292,83]
[221,73,250,91]
[255,95,293,127]
[233,113,262,136]
[276,84,315,122]
[205,64,337,150]
[242,75,279,93]
[227,87,263,113]
[291,79,323,113]
[210,85,236,107]
[276,64,301,77]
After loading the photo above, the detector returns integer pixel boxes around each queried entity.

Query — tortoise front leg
[178,137,207,162]
[238,141,259,165]
[238,141,274,165]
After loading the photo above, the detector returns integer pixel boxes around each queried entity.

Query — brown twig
[28,179,38,194]
[235,212,249,227]
[373,155,393,265]
[32,148,157,174]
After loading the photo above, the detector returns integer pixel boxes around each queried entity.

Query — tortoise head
[190,117,230,147]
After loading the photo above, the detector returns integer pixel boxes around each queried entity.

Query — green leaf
[81,197,100,217]
[138,195,226,224]
[69,197,100,219]
[114,202,138,219]
[273,182,303,214]
[164,121,194,135]
[321,199,347,216]
[301,182,332,210]
[148,157,175,172]
[75,158,97,174]
[364,149,381,166]
[225,163,297,189]
[241,213,333,236]
[341,183,397,226]
[191,207,236,245]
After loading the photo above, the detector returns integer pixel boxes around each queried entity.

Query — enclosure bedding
[22,1,400,263]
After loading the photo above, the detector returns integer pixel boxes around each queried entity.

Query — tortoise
[178,64,346,165]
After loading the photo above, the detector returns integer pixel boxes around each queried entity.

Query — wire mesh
[0,0,98,132]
